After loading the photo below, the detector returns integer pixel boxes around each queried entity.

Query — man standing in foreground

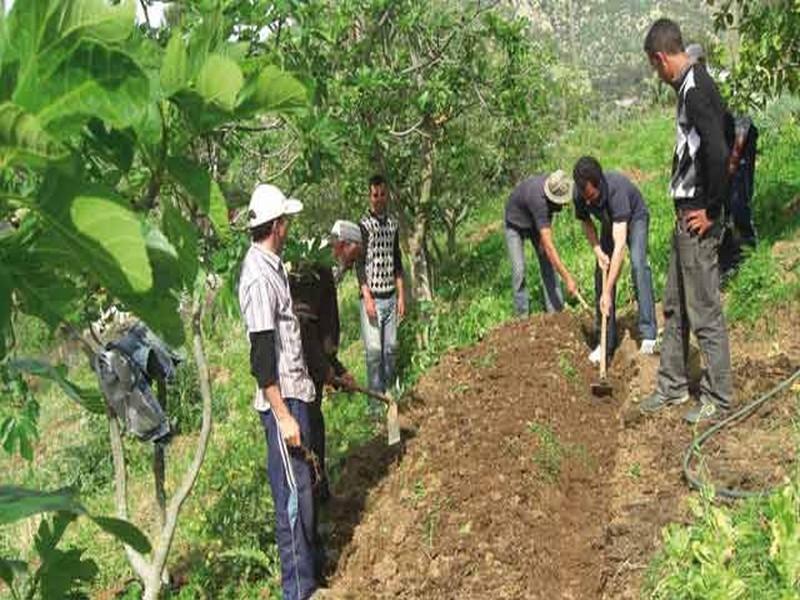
[572,156,658,363]
[289,220,361,503]
[640,19,734,423]
[504,170,579,316]
[357,175,405,398]
[238,184,321,599]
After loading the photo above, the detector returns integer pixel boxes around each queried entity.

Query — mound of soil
[324,309,800,599]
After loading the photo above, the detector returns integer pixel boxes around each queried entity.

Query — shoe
[684,398,727,424]
[588,345,602,364]
[639,339,657,355]
[639,390,691,415]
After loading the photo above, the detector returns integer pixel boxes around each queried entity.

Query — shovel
[574,289,593,314]
[338,380,401,445]
[591,268,613,398]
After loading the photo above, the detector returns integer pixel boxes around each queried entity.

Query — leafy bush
[645,480,800,599]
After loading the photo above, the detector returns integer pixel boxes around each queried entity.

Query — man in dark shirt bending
[289,220,360,503]
[504,170,579,316]
[640,18,733,424]
[572,156,658,363]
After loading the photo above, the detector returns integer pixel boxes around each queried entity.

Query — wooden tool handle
[599,268,608,379]
[335,378,392,404]
[574,290,592,313]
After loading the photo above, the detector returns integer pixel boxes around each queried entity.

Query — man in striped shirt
[238,184,321,599]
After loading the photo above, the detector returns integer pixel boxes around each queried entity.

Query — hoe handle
[335,378,393,404]
[599,268,608,380]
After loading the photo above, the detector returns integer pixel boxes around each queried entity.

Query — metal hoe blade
[386,400,401,445]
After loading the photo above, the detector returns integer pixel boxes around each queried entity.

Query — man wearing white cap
[504,170,580,315]
[289,220,362,504]
[237,184,321,599]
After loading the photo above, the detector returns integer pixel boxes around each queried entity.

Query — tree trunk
[108,286,215,600]
[143,288,215,600]
[408,133,435,302]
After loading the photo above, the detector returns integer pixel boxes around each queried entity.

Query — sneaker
[588,345,602,364]
[684,398,727,424]
[639,390,691,415]
[639,339,657,355]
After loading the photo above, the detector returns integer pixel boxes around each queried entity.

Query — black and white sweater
[357,212,403,297]
[671,63,733,219]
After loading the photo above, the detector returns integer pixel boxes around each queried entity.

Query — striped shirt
[238,244,315,411]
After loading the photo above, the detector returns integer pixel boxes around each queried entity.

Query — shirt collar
[369,209,387,222]
[672,60,693,89]
[252,243,282,272]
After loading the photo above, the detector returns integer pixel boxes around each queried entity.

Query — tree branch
[143,286,214,600]
[108,410,152,583]
[389,118,426,137]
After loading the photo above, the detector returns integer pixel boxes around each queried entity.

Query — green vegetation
[1,0,799,598]
[645,480,800,599]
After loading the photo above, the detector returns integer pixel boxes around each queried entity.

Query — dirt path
[324,308,800,599]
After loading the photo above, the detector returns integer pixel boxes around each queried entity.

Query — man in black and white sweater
[356,174,405,400]
[639,18,734,424]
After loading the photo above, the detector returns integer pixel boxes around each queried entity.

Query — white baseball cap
[329,220,362,244]
[248,184,303,228]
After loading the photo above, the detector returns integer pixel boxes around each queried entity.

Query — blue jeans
[504,224,564,316]
[595,217,658,354]
[260,402,321,600]
[360,294,398,395]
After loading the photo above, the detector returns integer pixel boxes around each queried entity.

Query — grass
[2,103,799,599]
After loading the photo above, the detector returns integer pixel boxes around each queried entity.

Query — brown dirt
[323,306,800,599]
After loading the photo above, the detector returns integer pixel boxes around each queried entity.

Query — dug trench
[323,310,800,599]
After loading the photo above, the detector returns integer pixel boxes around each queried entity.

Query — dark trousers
[720,164,758,274]
[260,401,321,600]
[595,217,658,355]
[656,221,733,408]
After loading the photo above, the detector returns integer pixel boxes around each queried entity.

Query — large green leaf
[162,200,199,287]
[7,359,105,415]
[15,42,150,137]
[90,516,151,554]
[160,31,189,97]
[237,65,308,115]
[0,487,152,554]
[196,53,244,111]
[39,546,98,599]
[166,157,229,239]
[0,102,67,169]
[54,0,136,46]
[0,487,83,526]
[36,174,153,295]
[70,195,153,292]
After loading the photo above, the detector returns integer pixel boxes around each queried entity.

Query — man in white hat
[237,183,321,599]
[504,170,580,315]
[289,220,362,504]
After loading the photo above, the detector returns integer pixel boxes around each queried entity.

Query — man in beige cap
[504,170,580,315]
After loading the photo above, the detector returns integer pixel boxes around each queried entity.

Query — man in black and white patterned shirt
[640,19,733,425]
[356,174,405,399]
[238,183,321,599]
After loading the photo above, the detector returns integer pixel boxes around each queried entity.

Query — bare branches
[389,117,426,137]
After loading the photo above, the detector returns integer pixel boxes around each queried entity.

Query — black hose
[682,366,800,500]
